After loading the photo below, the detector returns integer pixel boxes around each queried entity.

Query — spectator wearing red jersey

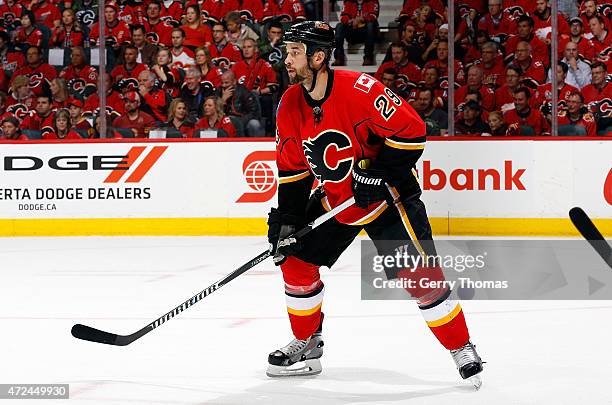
[89,2,131,50]
[333,0,379,66]
[419,65,447,108]
[559,40,591,89]
[581,0,611,36]
[0,0,24,33]
[194,46,223,93]
[138,69,168,122]
[379,69,408,100]
[455,65,496,112]
[160,0,183,24]
[43,108,81,139]
[423,40,466,87]
[504,86,550,135]
[50,77,69,109]
[21,94,55,133]
[582,61,612,132]
[28,0,61,29]
[84,72,125,118]
[237,0,264,24]
[7,75,36,120]
[375,43,421,91]
[163,98,195,137]
[112,91,156,138]
[0,116,27,140]
[14,10,43,51]
[262,0,305,25]
[0,31,25,77]
[151,47,181,97]
[505,15,550,67]
[50,8,85,47]
[60,46,98,98]
[201,0,238,24]
[231,38,278,96]
[144,0,174,47]
[411,5,439,43]
[225,11,259,50]
[532,0,570,43]
[119,0,147,27]
[181,4,212,50]
[111,45,148,90]
[11,46,57,97]
[568,17,595,61]
[535,62,580,120]
[209,22,242,69]
[478,0,516,41]
[195,96,237,137]
[509,41,547,85]
[558,91,597,137]
[502,0,532,18]
[67,97,94,137]
[588,15,612,62]
[170,28,195,69]
[478,41,506,88]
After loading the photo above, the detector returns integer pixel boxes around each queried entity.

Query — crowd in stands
[377,0,612,136]
[0,0,609,139]
[0,0,322,140]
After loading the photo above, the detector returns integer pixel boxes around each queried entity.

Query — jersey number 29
[374,88,402,121]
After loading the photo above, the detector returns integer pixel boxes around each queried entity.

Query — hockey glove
[351,159,392,209]
[267,208,303,266]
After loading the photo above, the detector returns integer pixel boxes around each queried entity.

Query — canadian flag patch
[353,73,376,93]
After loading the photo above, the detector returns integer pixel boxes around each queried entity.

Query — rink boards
[0,138,610,236]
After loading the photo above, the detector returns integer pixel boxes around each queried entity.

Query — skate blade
[266,359,322,377]
[468,374,482,390]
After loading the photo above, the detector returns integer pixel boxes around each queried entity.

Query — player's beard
[289,64,313,85]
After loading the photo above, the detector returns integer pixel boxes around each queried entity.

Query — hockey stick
[569,207,612,269]
[71,197,356,346]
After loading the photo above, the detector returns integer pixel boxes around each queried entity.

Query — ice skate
[450,340,484,390]
[266,331,324,377]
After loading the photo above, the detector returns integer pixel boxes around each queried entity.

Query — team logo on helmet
[303,130,354,184]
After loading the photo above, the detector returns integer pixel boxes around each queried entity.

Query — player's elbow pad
[374,141,424,200]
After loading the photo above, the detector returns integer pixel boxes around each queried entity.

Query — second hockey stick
[569,207,612,269]
[71,197,356,346]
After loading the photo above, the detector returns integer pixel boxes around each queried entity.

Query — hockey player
[266,21,484,387]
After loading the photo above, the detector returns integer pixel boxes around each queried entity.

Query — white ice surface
[1,236,611,404]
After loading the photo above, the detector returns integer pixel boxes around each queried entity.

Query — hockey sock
[397,267,470,350]
[281,256,324,340]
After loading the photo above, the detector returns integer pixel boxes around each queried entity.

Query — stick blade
[569,207,612,268]
[71,324,127,346]
[570,207,605,240]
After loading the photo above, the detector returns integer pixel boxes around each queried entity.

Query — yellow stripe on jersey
[425,303,463,328]
[279,171,311,184]
[384,138,426,150]
[349,201,388,226]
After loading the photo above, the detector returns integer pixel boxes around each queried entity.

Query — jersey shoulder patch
[353,73,377,93]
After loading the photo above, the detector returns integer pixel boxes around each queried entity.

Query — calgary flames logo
[303,130,354,184]
[236,151,278,203]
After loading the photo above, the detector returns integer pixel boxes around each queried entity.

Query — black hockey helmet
[284,21,335,60]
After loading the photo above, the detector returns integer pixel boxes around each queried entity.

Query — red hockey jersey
[232,58,278,91]
[262,0,305,23]
[11,63,57,96]
[60,64,98,97]
[340,0,379,25]
[209,41,243,69]
[276,70,425,225]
